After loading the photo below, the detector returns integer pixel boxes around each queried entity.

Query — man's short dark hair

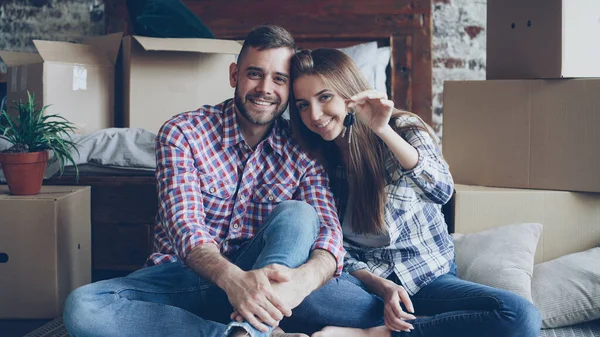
[238,25,296,64]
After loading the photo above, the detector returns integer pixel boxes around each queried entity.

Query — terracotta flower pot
[0,151,49,195]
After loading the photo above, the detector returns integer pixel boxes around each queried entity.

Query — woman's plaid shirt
[339,116,455,295]
[147,99,345,275]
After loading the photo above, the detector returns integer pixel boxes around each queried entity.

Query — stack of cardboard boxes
[442,0,600,263]
[0,33,241,134]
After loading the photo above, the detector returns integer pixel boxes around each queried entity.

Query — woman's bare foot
[271,326,309,337]
[311,326,391,337]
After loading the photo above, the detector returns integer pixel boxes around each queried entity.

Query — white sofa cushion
[452,223,543,302]
[532,247,600,328]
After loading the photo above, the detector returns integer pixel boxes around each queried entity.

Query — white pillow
[532,247,600,328]
[338,42,378,89]
[374,47,391,94]
[452,223,543,302]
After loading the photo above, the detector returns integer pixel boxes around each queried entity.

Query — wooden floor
[0,319,51,337]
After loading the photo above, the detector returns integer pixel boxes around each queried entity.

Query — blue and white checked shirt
[340,116,455,295]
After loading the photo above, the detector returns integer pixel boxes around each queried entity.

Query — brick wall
[0,0,486,137]
[432,0,487,138]
[0,0,105,74]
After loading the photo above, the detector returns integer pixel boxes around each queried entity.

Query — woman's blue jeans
[284,263,542,337]
[63,200,320,337]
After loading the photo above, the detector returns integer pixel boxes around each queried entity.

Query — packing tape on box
[73,65,87,91]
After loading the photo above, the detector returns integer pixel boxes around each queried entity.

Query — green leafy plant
[0,91,79,178]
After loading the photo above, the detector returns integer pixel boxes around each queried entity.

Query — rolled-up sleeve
[393,119,454,205]
[343,251,369,274]
[294,160,345,276]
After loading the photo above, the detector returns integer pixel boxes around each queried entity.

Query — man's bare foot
[311,326,391,337]
[271,326,309,337]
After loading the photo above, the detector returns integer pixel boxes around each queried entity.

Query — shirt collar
[220,99,286,157]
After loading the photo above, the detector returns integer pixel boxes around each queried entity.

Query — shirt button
[268,195,274,201]
[209,187,216,193]
[240,194,246,201]
[233,223,240,229]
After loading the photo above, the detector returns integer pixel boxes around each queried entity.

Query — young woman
[287,48,542,337]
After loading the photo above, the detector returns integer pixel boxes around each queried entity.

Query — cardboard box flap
[33,40,113,67]
[133,36,241,55]
[83,32,124,65]
[0,51,43,66]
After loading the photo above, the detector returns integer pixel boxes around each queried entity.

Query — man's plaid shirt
[339,116,455,295]
[147,99,345,275]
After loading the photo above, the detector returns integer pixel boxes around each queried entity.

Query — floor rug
[24,317,68,337]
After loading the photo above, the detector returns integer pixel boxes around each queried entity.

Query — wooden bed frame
[49,0,433,281]
[105,0,433,125]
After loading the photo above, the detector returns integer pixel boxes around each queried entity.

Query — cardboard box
[443,79,600,193]
[487,0,600,79]
[121,36,241,133]
[0,185,91,318]
[0,34,122,134]
[443,184,600,264]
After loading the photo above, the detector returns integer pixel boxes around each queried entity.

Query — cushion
[539,320,600,336]
[338,42,378,89]
[532,247,600,328]
[337,43,391,95]
[374,47,391,94]
[0,128,157,182]
[128,0,215,38]
[452,222,543,302]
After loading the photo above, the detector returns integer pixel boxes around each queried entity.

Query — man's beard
[234,87,287,125]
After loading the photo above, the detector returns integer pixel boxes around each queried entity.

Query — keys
[343,111,356,143]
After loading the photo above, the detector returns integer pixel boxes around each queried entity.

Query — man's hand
[222,264,293,332]
[381,281,416,332]
[229,249,336,326]
[230,264,313,323]
[185,246,295,332]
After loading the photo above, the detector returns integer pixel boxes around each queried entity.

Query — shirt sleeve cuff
[344,260,369,274]
[180,231,218,263]
[311,241,345,277]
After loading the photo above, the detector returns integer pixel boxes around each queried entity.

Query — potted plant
[0,92,78,195]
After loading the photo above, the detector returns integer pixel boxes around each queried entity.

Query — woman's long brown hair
[289,48,436,235]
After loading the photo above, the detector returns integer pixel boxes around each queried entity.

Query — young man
[63,25,344,337]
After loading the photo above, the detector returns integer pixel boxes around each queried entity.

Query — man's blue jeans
[63,200,320,337]
[285,264,542,337]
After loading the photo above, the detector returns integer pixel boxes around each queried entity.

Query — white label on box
[73,65,87,91]
[19,65,27,92]
[10,68,17,92]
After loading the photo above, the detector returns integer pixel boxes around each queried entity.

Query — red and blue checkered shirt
[147,99,345,276]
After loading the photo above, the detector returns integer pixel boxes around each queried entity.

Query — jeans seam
[411,309,490,330]
[112,285,203,296]
[414,294,504,310]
